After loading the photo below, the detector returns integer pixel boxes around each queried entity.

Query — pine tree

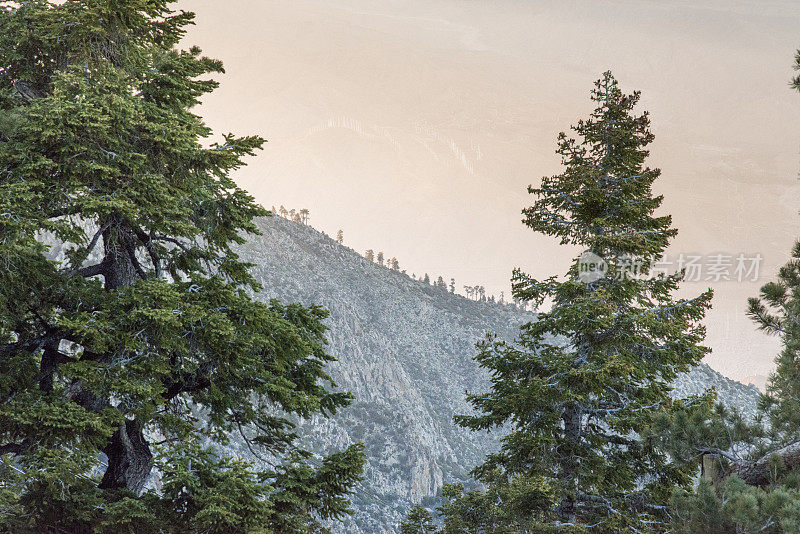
[400,505,438,534]
[0,1,363,531]
[366,249,375,262]
[377,251,385,266]
[748,240,800,437]
[336,229,344,244]
[668,48,800,532]
[437,73,713,532]
[391,257,400,270]
[450,278,456,293]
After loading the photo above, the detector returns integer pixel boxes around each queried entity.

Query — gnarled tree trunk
[731,441,800,487]
[99,418,153,493]
[95,218,154,493]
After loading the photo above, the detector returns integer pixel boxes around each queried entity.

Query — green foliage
[401,504,439,534]
[0,0,363,530]
[671,476,800,534]
[669,48,800,534]
[748,238,800,438]
[431,73,713,533]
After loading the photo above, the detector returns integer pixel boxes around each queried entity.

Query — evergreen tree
[434,73,713,532]
[464,285,473,299]
[400,505,438,534]
[0,1,363,531]
[450,278,456,293]
[366,249,375,262]
[377,251,385,266]
[391,257,400,270]
[336,229,344,244]
[748,240,800,437]
[423,273,431,285]
[668,48,800,533]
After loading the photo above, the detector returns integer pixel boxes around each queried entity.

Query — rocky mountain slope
[227,216,760,533]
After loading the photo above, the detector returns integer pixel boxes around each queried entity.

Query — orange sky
[178,0,800,381]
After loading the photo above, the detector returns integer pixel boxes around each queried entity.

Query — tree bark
[102,219,140,290]
[730,441,800,487]
[99,418,153,494]
[559,401,583,523]
[95,217,154,494]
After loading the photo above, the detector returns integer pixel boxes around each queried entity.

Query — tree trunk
[559,402,583,523]
[102,219,139,290]
[99,418,153,494]
[731,441,800,487]
[97,217,153,493]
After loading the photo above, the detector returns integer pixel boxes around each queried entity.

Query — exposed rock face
[231,216,760,533]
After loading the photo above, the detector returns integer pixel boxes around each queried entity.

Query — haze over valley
[181,0,800,382]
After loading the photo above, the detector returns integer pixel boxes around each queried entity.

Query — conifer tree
[0,1,363,531]
[336,229,344,244]
[748,240,800,438]
[668,48,800,533]
[366,249,375,262]
[400,505,438,534]
[434,73,713,532]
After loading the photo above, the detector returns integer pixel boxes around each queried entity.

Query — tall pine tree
[0,1,363,531]
[438,73,713,532]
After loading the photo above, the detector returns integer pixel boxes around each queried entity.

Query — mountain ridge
[227,215,760,533]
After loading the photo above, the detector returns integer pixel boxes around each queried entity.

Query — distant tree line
[357,246,531,310]
[272,205,310,225]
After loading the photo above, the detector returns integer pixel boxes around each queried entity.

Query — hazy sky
[179,0,800,381]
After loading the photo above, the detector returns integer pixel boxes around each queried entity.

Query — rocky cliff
[228,216,760,533]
